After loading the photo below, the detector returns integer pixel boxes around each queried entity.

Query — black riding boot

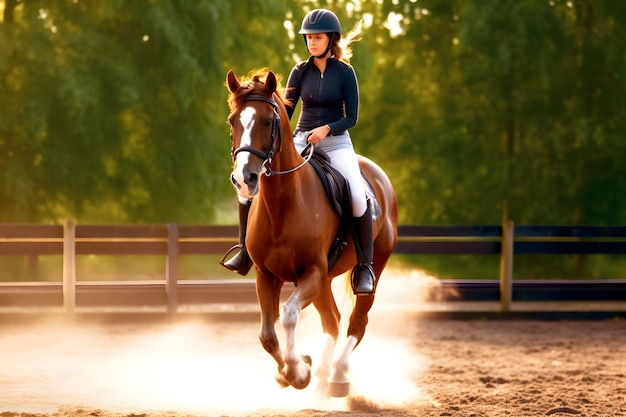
[350,204,375,295]
[220,201,254,276]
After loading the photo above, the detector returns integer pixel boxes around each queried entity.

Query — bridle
[231,94,313,176]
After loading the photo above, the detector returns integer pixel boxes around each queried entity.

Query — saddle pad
[304,147,381,219]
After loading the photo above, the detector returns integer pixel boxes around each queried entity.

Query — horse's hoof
[328,381,350,397]
[291,355,313,390]
[275,373,289,388]
[292,373,312,390]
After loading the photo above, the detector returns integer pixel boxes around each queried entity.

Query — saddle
[304,146,380,271]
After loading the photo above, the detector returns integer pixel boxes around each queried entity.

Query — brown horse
[225,69,398,397]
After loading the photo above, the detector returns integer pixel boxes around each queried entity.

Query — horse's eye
[265,119,272,127]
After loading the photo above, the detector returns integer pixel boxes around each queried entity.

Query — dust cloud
[0,269,439,415]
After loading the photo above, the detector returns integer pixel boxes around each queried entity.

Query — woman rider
[221,9,375,295]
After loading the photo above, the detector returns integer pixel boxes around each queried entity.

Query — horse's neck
[260,96,310,212]
[272,144,302,172]
[259,161,309,218]
[271,107,304,176]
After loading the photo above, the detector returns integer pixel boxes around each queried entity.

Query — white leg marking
[278,297,313,389]
[330,335,358,384]
[316,333,336,390]
[280,298,301,365]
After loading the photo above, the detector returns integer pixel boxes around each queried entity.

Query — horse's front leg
[278,266,325,390]
[256,271,285,376]
[278,294,312,389]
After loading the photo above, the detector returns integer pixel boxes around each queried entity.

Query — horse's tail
[341,271,357,310]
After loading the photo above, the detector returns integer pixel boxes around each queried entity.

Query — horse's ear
[265,71,277,95]
[227,70,240,93]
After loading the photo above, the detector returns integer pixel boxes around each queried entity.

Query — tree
[2,0,626,233]
[0,0,294,223]
[354,0,626,229]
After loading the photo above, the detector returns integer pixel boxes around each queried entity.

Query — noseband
[231,94,283,176]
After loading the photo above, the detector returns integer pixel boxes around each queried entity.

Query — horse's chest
[251,238,321,277]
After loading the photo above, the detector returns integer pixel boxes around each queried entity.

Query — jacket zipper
[318,72,324,125]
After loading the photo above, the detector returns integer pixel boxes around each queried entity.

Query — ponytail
[331,19,363,62]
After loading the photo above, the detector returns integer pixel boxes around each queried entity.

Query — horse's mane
[227,68,288,112]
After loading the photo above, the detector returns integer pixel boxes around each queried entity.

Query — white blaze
[232,106,256,197]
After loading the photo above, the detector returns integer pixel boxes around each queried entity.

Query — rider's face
[306,33,330,56]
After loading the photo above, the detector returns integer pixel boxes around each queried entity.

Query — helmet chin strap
[313,34,335,59]
[315,41,331,59]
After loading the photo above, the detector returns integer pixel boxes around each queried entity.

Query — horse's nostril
[231,175,241,190]
[248,172,258,186]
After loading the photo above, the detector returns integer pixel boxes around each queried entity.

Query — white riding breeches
[294,131,368,217]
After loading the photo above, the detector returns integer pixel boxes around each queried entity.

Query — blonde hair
[331,19,363,62]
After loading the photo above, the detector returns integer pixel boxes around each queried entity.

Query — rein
[232,94,312,176]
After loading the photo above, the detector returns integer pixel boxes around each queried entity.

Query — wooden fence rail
[1,221,625,315]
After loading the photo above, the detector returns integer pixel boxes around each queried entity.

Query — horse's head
[226,69,284,199]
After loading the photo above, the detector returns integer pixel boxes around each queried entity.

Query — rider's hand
[306,125,331,144]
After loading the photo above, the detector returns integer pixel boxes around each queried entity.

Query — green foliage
[1,0,238,222]
[354,0,626,229]
[1,0,625,236]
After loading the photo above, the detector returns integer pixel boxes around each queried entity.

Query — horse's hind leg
[312,278,341,393]
[329,242,393,397]
[328,294,373,397]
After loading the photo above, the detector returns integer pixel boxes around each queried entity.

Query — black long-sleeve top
[284,56,359,135]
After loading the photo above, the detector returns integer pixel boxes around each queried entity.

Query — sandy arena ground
[0,274,624,417]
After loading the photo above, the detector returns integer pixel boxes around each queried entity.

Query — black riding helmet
[298,9,341,58]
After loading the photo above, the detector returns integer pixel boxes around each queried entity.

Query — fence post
[499,220,514,312]
[63,219,76,313]
[166,223,179,317]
